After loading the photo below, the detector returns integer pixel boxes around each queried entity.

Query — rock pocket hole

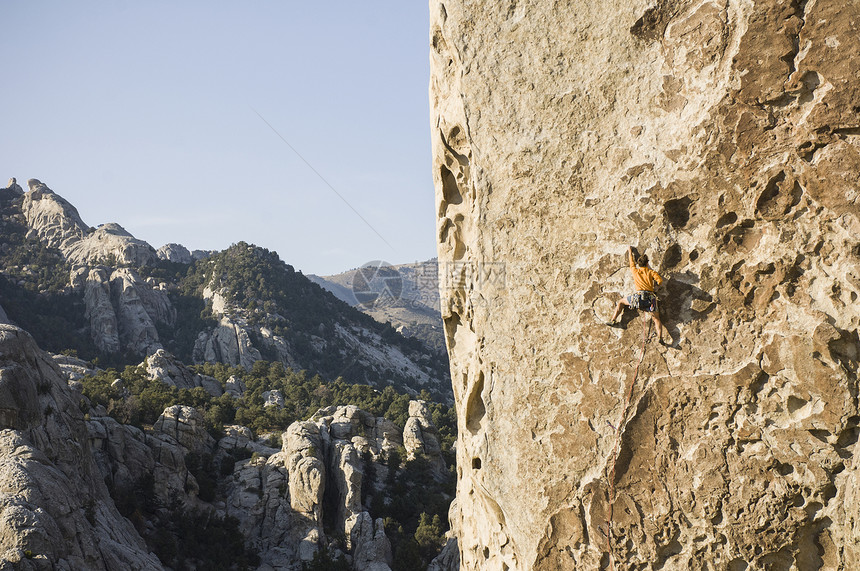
[776,462,794,476]
[661,244,682,270]
[664,196,692,228]
[787,395,806,415]
[440,164,463,207]
[717,212,738,227]
[466,372,486,434]
[836,422,860,449]
[472,457,482,470]
[756,173,803,219]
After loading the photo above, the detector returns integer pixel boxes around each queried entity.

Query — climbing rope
[605,317,650,570]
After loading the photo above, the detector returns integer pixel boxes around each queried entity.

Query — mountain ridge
[0,178,451,401]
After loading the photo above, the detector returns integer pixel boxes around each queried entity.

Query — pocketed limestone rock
[430,1,860,569]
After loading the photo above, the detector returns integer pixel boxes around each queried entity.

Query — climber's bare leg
[651,307,666,343]
[611,297,630,323]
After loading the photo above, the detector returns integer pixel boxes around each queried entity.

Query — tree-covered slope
[0,179,451,401]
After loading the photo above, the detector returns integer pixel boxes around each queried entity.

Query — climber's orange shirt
[629,259,663,292]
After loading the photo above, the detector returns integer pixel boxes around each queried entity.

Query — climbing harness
[605,318,650,570]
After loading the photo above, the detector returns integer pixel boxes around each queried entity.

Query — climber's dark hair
[637,254,649,267]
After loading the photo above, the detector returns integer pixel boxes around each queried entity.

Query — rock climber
[608,246,668,344]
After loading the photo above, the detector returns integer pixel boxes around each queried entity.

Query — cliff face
[0,325,161,569]
[429,1,860,569]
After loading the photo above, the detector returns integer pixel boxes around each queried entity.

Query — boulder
[225,375,246,398]
[262,389,284,408]
[145,349,223,397]
[156,243,192,264]
[349,512,393,571]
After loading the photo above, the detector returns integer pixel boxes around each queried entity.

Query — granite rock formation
[285,405,401,568]
[3,178,23,196]
[145,349,222,396]
[156,243,193,264]
[21,179,155,267]
[403,400,447,478]
[430,1,860,569]
[0,318,449,568]
[15,180,175,357]
[0,324,161,569]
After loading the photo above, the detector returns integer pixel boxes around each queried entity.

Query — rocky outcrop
[223,451,294,568]
[80,266,176,356]
[89,405,214,511]
[51,353,96,383]
[152,405,214,456]
[285,406,400,569]
[225,375,246,398]
[109,268,166,355]
[0,326,445,570]
[350,511,393,571]
[76,223,155,268]
[145,349,222,396]
[3,178,23,196]
[430,1,860,569]
[263,389,285,408]
[427,537,460,571]
[83,268,121,353]
[193,316,263,370]
[21,180,155,267]
[0,324,161,569]
[11,180,179,356]
[156,243,192,264]
[285,420,326,563]
[403,400,447,478]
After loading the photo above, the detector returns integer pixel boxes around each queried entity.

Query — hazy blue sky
[1,1,435,275]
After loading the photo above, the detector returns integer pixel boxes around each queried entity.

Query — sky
[0,1,436,276]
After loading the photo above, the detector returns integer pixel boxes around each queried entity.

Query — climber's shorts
[627,291,657,312]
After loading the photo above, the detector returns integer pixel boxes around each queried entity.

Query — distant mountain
[0,178,451,401]
[309,259,446,354]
